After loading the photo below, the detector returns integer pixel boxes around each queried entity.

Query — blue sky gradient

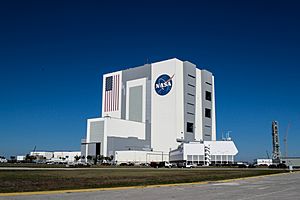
[0,0,299,161]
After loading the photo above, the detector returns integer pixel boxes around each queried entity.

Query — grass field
[0,168,286,193]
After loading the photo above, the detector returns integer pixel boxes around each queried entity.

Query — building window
[205,108,211,118]
[187,112,195,115]
[187,122,194,133]
[205,91,212,101]
[188,74,195,79]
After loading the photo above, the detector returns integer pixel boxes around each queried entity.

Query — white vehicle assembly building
[81,58,238,165]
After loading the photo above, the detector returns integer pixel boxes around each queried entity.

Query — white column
[211,76,216,141]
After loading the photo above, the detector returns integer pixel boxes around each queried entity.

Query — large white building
[81,58,238,164]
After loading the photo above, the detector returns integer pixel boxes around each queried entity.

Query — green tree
[87,155,93,164]
[109,155,114,162]
[74,155,81,162]
[97,155,104,164]
[25,154,36,163]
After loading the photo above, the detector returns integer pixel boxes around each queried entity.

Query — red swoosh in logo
[160,74,174,90]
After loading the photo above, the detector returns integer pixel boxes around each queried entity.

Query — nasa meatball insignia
[154,74,174,96]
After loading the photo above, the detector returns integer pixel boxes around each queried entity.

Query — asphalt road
[1,172,299,200]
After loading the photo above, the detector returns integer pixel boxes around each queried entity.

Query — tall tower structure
[272,121,281,162]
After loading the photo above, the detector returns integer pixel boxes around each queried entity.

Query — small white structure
[30,151,81,162]
[30,151,53,160]
[17,156,26,162]
[53,151,81,162]
[170,141,238,166]
[256,159,273,166]
[0,157,7,163]
[114,150,168,164]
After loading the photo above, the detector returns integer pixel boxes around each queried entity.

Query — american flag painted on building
[104,74,120,112]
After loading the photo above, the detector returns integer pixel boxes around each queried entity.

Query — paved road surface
[1,172,299,200]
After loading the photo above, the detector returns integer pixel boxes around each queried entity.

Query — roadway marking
[212,182,240,186]
[0,171,296,197]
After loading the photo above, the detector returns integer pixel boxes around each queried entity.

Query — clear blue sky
[0,0,299,161]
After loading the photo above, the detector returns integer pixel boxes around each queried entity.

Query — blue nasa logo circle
[154,74,174,96]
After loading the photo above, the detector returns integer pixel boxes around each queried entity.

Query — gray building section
[80,139,87,158]
[182,62,214,142]
[121,64,151,121]
[201,70,213,141]
[86,64,153,158]
[87,120,152,157]
[103,64,152,157]
[183,61,196,142]
[89,121,105,155]
[145,79,152,142]
[281,157,300,167]
[107,137,151,156]
[128,86,143,122]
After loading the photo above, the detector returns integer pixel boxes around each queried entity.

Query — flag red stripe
[107,90,109,112]
[115,74,118,111]
[114,75,116,111]
[104,88,107,112]
[111,77,114,111]
[112,76,115,111]
[116,74,119,110]
[118,74,119,110]
[109,91,111,111]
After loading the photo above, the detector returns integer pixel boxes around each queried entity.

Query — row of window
[186,76,212,134]
[185,109,211,134]
[187,74,212,86]
[187,73,212,83]
[186,90,212,101]
[186,74,212,101]
[186,108,211,118]
[186,116,212,133]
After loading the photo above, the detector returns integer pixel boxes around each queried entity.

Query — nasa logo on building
[154,74,174,96]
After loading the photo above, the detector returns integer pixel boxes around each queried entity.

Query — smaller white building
[30,151,54,160]
[0,157,7,163]
[170,141,238,166]
[30,151,81,162]
[256,159,272,166]
[17,156,26,162]
[114,150,169,164]
[53,151,81,162]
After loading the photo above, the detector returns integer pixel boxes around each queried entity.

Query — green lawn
[0,169,286,193]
